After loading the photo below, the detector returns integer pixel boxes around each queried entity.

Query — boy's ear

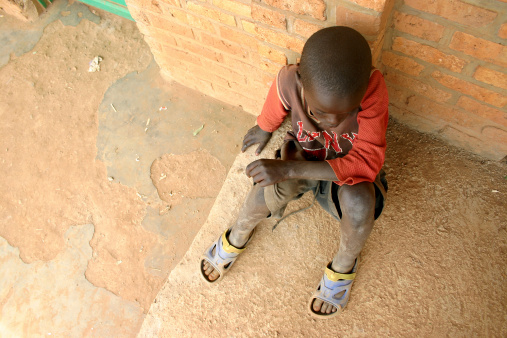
[295,70,303,86]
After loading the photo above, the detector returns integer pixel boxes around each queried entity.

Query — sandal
[308,258,359,318]
[200,228,254,283]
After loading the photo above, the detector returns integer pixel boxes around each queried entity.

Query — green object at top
[77,0,134,21]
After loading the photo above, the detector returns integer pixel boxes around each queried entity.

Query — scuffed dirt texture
[0,224,144,336]
[0,2,255,334]
[140,119,506,337]
[151,150,226,205]
[0,8,164,310]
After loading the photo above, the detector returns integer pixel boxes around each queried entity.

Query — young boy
[200,26,388,318]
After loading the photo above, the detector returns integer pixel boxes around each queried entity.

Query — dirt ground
[140,120,507,337]
[1,1,506,337]
[0,1,254,335]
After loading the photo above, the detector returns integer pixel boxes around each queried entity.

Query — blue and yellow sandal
[200,228,254,283]
[308,258,359,318]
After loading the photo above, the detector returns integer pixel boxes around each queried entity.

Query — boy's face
[303,85,363,129]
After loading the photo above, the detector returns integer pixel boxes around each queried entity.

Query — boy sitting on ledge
[200,26,388,319]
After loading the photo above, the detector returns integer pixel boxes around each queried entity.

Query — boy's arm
[326,70,389,185]
[246,159,337,187]
[242,68,290,155]
[256,68,290,133]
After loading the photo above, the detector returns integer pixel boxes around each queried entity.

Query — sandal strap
[324,259,359,281]
[325,267,356,281]
[221,230,246,254]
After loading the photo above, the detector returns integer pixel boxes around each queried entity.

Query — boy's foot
[200,228,253,283]
[202,260,220,281]
[308,260,358,318]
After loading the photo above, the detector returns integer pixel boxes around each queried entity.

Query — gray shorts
[264,170,387,221]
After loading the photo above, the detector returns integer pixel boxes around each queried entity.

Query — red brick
[143,36,164,51]
[336,6,381,36]
[212,0,251,17]
[348,0,389,12]
[186,2,236,26]
[482,126,507,148]
[193,65,231,88]
[167,68,215,94]
[254,26,305,52]
[144,12,195,39]
[499,23,507,39]
[257,44,287,65]
[160,44,203,66]
[179,39,225,63]
[384,69,452,103]
[395,92,486,130]
[404,0,497,27]
[146,27,178,47]
[456,96,507,128]
[185,12,217,33]
[156,3,189,23]
[252,3,286,29]
[158,0,180,8]
[293,19,324,38]
[393,11,444,42]
[201,59,248,84]
[219,26,258,50]
[371,33,384,67]
[432,71,507,108]
[382,51,424,76]
[241,20,256,34]
[221,55,265,78]
[388,103,445,134]
[439,126,498,160]
[128,1,161,15]
[200,32,249,59]
[226,76,268,101]
[259,59,282,74]
[392,37,467,73]
[213,83,263,113]
[450,32,507,67]
[473,66,507,90]
[260,0,326,21]
[128,5,152,25]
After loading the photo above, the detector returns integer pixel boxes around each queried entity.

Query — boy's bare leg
[312,182,376,314]
[202,183,270,281]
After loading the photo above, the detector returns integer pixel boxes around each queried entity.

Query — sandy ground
[140,120,507,337]
[0,1,254,335]
[1,1,506,337]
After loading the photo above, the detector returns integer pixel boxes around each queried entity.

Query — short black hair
[299,26,372,100]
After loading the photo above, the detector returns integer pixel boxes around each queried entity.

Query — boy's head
[299,26,372,114]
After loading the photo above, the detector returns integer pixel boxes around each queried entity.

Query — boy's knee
[338,182,375,228]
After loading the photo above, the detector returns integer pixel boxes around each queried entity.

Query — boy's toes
[322,302,331,314]
[312,299,337,314]
[209,269,220,281]
[312,299,323,312]
[202,260,220,281]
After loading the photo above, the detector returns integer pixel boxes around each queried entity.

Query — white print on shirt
[296,121,357,153]
[340,132,358,145]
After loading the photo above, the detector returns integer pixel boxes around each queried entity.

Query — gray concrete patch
[96,60,255,239]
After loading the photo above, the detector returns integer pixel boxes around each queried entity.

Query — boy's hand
[241,125,272,155]
[246,159,294,187]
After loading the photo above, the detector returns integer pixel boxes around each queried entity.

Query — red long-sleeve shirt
[257,65,389,186]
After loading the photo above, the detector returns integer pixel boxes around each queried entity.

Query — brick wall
[125,0,506,160]
[125,0,393,114]
[382,0,506,160]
